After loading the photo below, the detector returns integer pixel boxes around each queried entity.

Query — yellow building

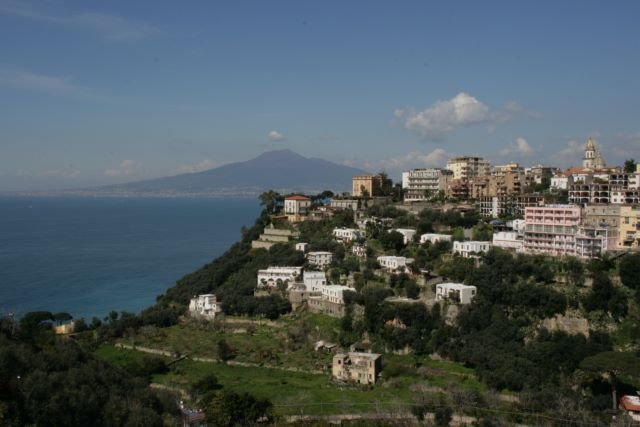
[352,175,382,197]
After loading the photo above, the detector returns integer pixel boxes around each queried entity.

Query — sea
[0,196,261,320]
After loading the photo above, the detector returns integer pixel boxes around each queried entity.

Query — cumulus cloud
[395,92,538,140]
[500,137,533,157]
[104,159,139,177]
[394,92,491,140]
[176,159,216,174]
[268,130,285,141]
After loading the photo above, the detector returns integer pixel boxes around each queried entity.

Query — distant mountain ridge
[72,150,367,197]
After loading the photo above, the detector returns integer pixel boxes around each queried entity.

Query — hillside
[85,150,366,197]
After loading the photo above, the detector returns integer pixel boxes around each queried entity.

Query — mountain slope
[92,150,367,196]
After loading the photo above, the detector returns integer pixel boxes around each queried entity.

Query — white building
[307,251,333,268]
[452,241,492,258]
[550,174,572,191]
[420,233,452,245]
[321,285,354,304]
[392,228,417,245]
[295,242,309,252]
[492,231,524,251]
[435,283,477,304]
[188,294,222,320]
[402,168,453,202]
[377,256,413,272]
[509,219,526,235]
[257,266,303,289]
[303,271,328,292]
[352,243,367,258]
[333,227,365,242]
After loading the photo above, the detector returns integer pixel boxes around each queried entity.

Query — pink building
[524,205,581,257]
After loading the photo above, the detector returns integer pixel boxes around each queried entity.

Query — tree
[206,390,272,427]
[580,351,640,410]
[258,190,282,214]
[619,253,640,291]
[624,159,637,173]
[217,339,235,362]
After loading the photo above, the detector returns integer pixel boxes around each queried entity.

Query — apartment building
[446,156,490,180]
[523,205,581,257]
[492,231,524,251]
[401,168,452,202]
[478,195,545,218]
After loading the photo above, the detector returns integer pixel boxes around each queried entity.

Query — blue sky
[1,0,639,191]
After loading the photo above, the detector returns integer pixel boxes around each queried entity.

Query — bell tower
[583,137,596,169]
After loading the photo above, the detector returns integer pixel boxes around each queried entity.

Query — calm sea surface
[0,197,260,320]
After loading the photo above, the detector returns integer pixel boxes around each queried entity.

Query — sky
[1,0,640,191]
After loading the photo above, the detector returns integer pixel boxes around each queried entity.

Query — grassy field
[97,345,485,416]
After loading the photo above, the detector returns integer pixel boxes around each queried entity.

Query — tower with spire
[583,137,605,169]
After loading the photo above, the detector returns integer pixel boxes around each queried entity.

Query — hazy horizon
[2,1,640,191]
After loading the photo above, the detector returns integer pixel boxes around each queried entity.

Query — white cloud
[343,148,450,174]
[500,137,533,157]
[395,92,539,140]
[0,0,158,41]
[104,159,139,177]
[268,130,285,141]
[176,159,216,174]
[395,92,490,140]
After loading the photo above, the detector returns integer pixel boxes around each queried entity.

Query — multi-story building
[401,168,452,202]
[446,178,470,200]
[446,156,490,180]
[583,204,640,248]
[525,165,558,186]
[490,163,525,196]
[188,294,222,320]
[478,195,545,218]
[377,256,413,272]
[452,241,492,258]
[352,175,382,197]
[332,352,382,385]
[574,226,617,258]
[333,227,365,242]
[307,251,333,268]
[257,266,303,289]
[330,198,360,211]
[435,283,477,304]
[523,205,581,257]
[352,243,367,258]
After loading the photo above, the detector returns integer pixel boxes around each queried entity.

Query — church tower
[583,137,596,169]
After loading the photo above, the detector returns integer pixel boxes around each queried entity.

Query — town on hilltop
[175,137,640,424]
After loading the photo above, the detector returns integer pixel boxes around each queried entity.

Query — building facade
[257,266,303,289]
[307,251,333,268]
[401,168,452,202]
[188,294,222,320]
[452,241,492,258]
[435,283,477,304]
[352,175,382,197]
[446,156,490,180]
[332,352,382,385]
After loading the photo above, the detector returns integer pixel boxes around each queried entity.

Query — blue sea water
[0,197,260,320]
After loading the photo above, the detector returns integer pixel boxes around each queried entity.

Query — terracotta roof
[621,395,640,412]
[286,195,311,201]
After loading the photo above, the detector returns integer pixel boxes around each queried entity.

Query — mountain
[76,150,367,197]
